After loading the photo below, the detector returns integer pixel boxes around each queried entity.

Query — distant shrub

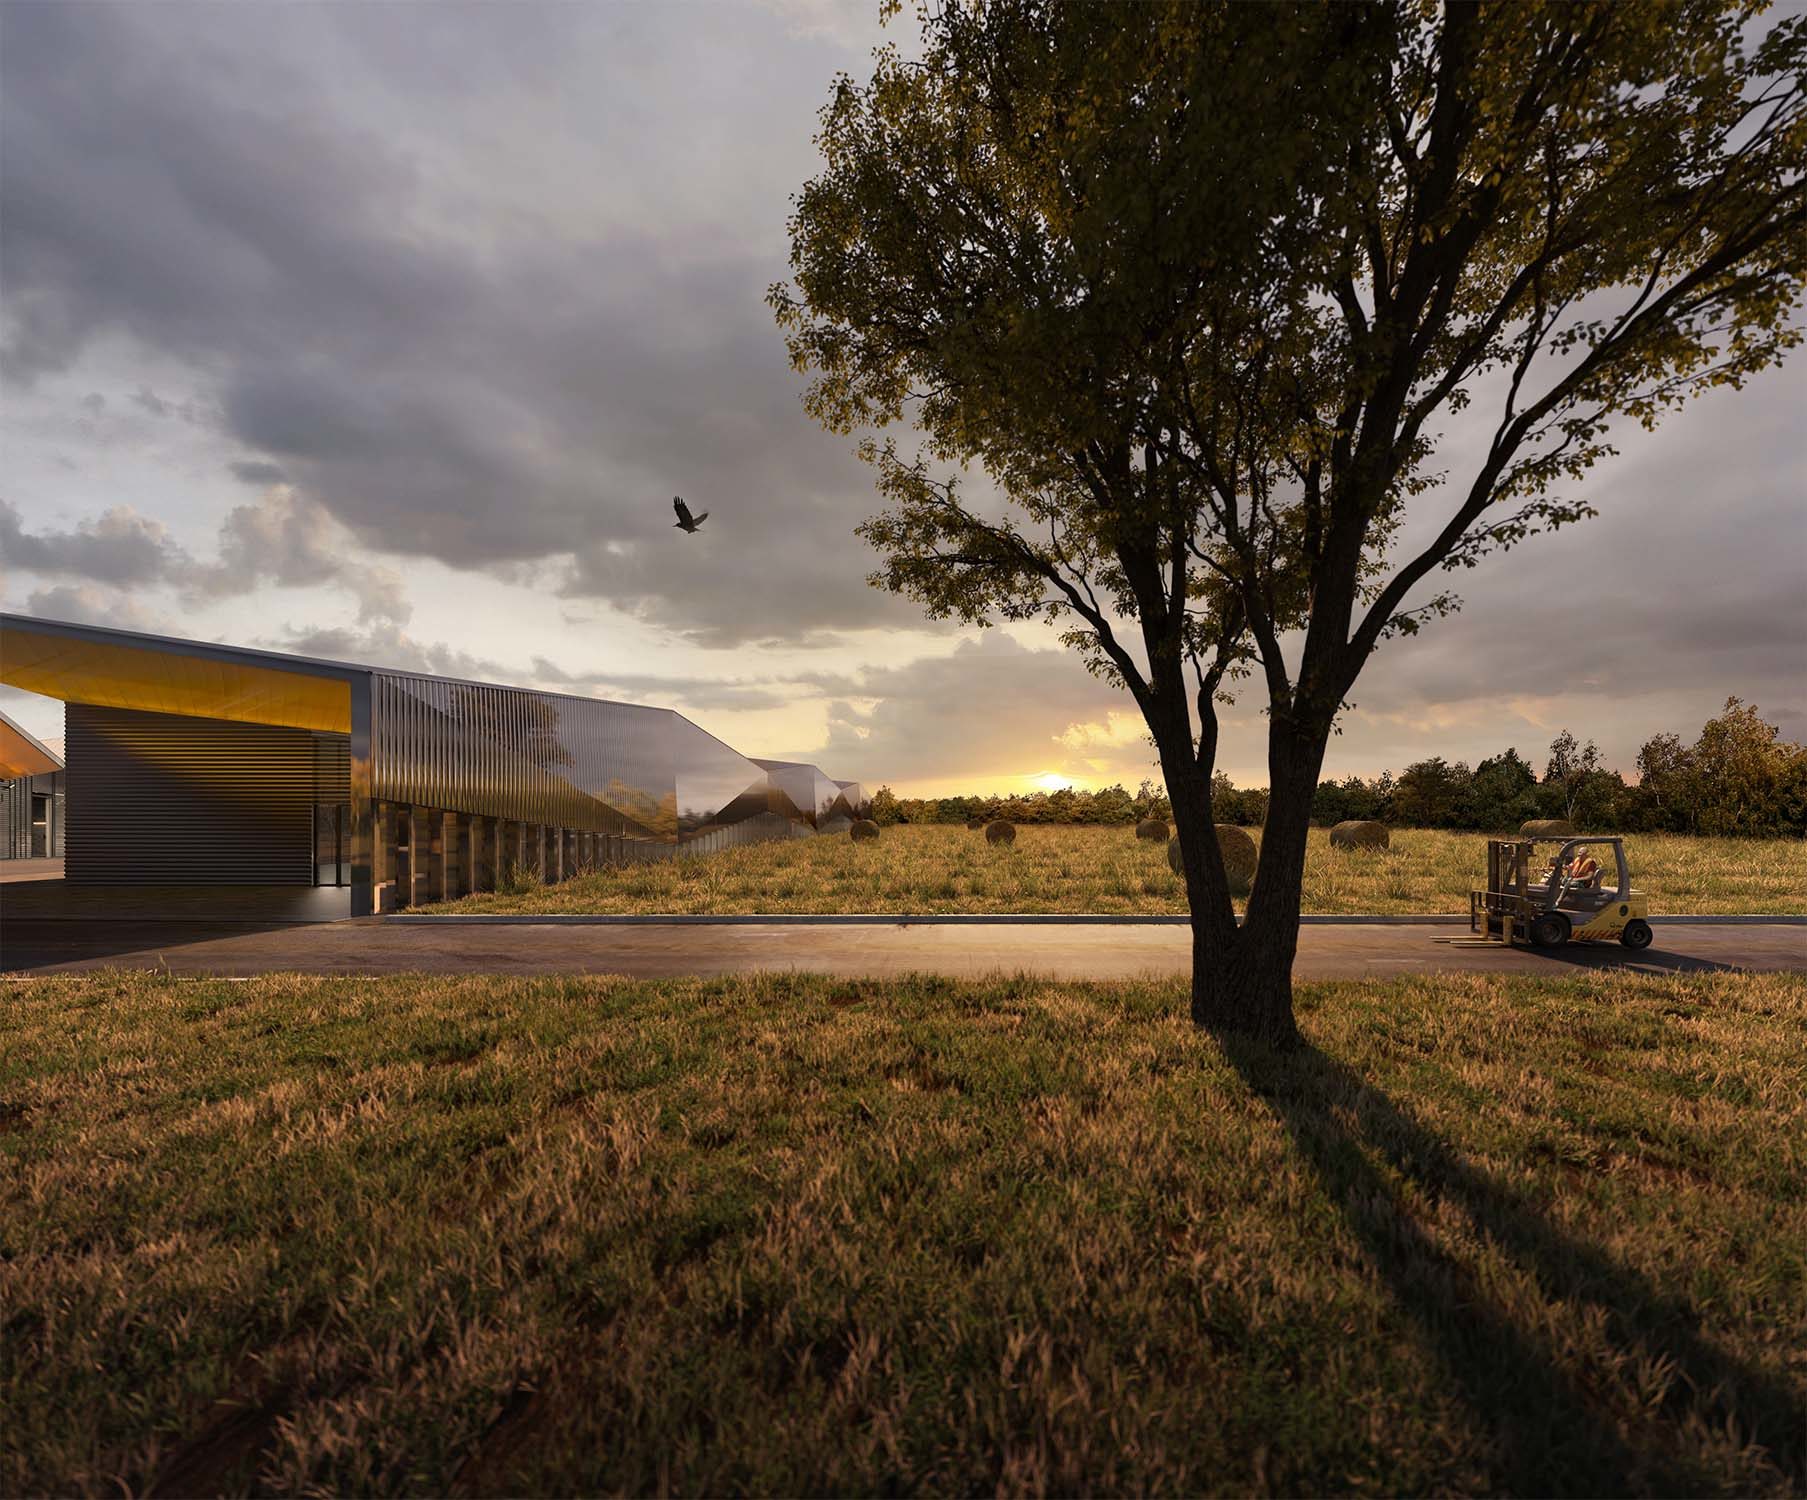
[858,701,1807,840]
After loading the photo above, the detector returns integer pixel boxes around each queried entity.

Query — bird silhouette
[672,496,709,534]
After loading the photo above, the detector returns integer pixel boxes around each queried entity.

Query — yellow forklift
[1470,836,1653,949]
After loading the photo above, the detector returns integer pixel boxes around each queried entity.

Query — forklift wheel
[1620,919,1653,950]
[1530,913,1570,948]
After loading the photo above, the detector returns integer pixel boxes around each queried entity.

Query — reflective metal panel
[752,759,843,830]
[827,780,872,829]
[370,673,821,847]
[2,614,872,890]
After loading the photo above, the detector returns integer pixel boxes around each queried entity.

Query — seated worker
[1542,848,1602,886]
[1570,849,1602,885]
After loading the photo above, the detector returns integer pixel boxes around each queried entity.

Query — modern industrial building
[1,706,65,860]
[0,613,868,916]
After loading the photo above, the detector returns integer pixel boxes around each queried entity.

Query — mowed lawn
[424,824,1807,915]
[3,971,1803,1496]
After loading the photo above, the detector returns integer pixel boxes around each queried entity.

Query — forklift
[1470,836,1653,949]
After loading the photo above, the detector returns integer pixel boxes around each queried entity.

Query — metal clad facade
[65,705,318,884]
[1,771,65,858]
[372,672,766,845]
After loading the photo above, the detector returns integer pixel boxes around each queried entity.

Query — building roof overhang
[0,705,62,778]
[0,614,358,734]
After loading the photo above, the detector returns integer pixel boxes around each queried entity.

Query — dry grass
[422,825,1807,915]
[3,969,1804,1496]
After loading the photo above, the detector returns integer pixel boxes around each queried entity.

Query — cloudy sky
[3,1,1803,796]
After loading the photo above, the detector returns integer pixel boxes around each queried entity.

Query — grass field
[423,825,1807,915]
[3,970,1803,1495]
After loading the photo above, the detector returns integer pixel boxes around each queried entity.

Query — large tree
[773,0,1807,1043]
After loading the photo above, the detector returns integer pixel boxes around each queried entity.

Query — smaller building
[1,708,65,860]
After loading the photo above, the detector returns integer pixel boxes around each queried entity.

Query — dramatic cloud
[264,622,510,682]
[228,460,287,486]
[0,498,183,586]
[19,583,172,636]
[0,2,917,648]
[4,487,411,626]
[1,1,1800,788]
[189,487,410,625]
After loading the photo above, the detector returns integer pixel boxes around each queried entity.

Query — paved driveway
[4,915,1802,980]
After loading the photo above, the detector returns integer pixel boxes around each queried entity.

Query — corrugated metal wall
[64,705,318,884]
[1,771,64,858]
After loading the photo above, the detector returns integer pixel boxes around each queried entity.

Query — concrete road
[3,916,1802,981]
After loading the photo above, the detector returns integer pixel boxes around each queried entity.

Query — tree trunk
[1183,727,1326,1047]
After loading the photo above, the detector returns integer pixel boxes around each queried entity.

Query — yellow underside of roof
[1,623,351,734]
[0,718,60,778]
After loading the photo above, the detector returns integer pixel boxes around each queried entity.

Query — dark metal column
[350,677,375,917]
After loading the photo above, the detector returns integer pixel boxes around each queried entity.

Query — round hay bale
[1216,823,1258,885]
[1329,819,1390,851]
[1520,818,1576,838]
[849,819,881,842]
[1135,818,1169,842]
[1166,825,1259,893]
[984,820,1016,845]
[966,817,986,830]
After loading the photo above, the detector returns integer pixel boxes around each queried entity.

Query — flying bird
[672,496,709,534]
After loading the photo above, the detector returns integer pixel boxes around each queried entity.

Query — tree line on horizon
[867,699,1806,839]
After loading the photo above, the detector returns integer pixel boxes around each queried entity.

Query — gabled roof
[0,705,62,778]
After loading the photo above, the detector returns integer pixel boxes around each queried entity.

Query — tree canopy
[774,0,1807,1038]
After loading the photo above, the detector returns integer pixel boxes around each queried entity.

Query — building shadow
[1220,1033,1801,1495]
[0,918,310,972]
[0,881,347,972]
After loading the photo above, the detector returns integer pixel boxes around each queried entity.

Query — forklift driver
[1542,848,1602,887]
[1570,849,1602,885]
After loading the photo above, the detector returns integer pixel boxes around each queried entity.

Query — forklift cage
[1469,837,1631,942]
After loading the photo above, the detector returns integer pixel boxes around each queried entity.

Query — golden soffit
[0,709,62,778]
[1,619,353,734]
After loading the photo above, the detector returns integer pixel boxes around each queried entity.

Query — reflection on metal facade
[753,761,871,832]
[371,673,784,846]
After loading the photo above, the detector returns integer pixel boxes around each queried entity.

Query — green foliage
[1299,705,1805,835]
[774,0,1807,1018]
[873,782,1149,826]
[867,784,903,826]
[1634,697,1807,837]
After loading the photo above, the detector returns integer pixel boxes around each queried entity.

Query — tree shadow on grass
[1220,1034,1802,1496]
